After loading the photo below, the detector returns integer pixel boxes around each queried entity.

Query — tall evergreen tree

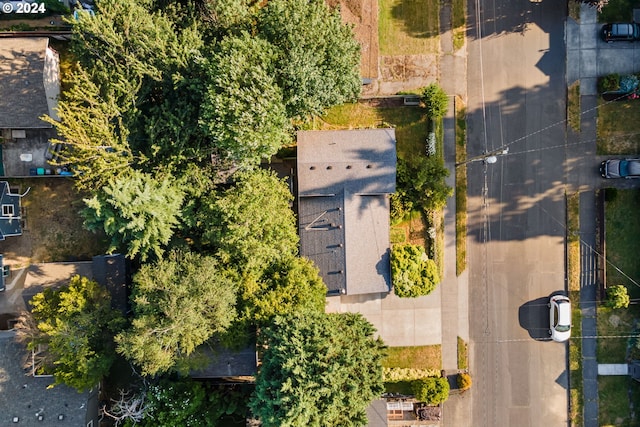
[250,312,386,427]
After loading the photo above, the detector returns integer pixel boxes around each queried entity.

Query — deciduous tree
[200,169,299,274]
[257,0,361,118]
[115,251,236,376]
[26,275,125,391]
[241,256,327,323]
[250,312,386,427]
[199,33,291,166]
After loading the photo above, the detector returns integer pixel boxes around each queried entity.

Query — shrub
[391,243,440,298]
[457,373,472,391]
[391,157,452,224]
[421,84,449,119]
[411,377,450,404]
[390,193,413,224]
[598,73,620,93]
[605,285,630,309]
[383,367,441,382]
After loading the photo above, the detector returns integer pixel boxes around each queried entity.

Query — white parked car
[549,295,571,342]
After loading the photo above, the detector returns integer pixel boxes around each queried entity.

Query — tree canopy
[115,251,237,376]
[27,275,124,391]
[199,168,299,274]
[240,256,327,323]
[49,0,361,187]
[250,312,386,427]
[82,170,185,262]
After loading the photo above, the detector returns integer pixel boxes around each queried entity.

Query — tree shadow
[390,0,439,39]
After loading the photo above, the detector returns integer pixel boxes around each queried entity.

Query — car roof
[625,160,640,176]
[611,23,634,35]
[557,299,571,325]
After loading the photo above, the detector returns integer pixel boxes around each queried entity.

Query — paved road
[465,0,569,425]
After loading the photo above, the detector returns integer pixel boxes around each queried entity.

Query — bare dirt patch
[329,0,380,79]
[0,179,107,268]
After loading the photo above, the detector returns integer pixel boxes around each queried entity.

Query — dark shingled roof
[190,344,257,379]
[0,37,59,129]
[0,330,98,427]
[92,254,128,315]
[297,129,396,295]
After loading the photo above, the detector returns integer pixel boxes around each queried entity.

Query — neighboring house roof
[190,344,257,379]
[21,261,94,308]
[0,37,60,129]
[92,254,128,315]
[0,181,25,241]
[297,129,396,295]
[0,330,98,427]
[366,399,389,427]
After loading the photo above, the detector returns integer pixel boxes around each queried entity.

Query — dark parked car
[600,159,640,178]
[601,23,640,42]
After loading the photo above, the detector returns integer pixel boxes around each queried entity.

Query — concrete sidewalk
[439,0,471,424]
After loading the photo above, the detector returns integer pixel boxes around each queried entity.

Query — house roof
[0,330,97,426]
[297,129,396,196]
[190,344,257,379]
[92,254,128,315]
[0,181,23,241]
[297,129,396,295]
[365,399,389,427]
[0,37,59,129]
[21,261,94,308]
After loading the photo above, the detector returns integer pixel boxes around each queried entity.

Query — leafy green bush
[457,373,472,391]
[391,157,452,223]
[605,285,630,309]
[383,367,441,382]
[391,243,440,298]
[421,84,449,119]
[598,74,620,93]
[411,377,450,404]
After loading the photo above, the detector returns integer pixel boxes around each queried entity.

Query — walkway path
[439,0,470,423]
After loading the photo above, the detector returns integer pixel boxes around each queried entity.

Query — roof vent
[366,164,372,169]
[346,165,352,169]
[310,166,316,170]
[326,166,333,170]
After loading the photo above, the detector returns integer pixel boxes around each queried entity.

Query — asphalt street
[465,0,569,425]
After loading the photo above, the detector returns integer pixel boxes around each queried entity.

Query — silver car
[600,159,640,179]
[549,295,571,343]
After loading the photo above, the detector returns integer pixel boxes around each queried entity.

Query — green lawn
[383,345,442,370]
[597,188,640,423]
[455,100,467,276]
[604,189,640,299]
[598,0,640,22]
[452,0,465,51]
[383,346,441,395]
[318,103,428,161]
[378,0,440,55]
[599,376,633,426]
[567,192,582,426]
[597,99,640,155]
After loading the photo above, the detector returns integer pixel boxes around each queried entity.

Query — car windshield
[556,324,570,332]
[620,160,629,176]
